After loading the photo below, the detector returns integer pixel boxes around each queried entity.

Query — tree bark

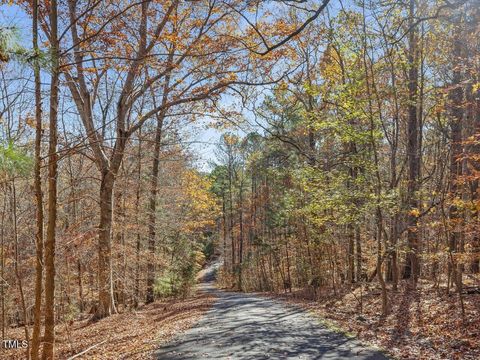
[238,180,244,290]
[347,224,355,283]
[222,190,228,269]
[355,226,362,282]
[0,191,5,339]
[403,0,420,283]
[31,0,44,356]
[134,132,142,308]
[146,112,165,304]
[77,260,84,312]
[448,20,464,291]
[95,170,117,319]
[229,158,235,274]
[376,208,388,316]
[42,0,59,356]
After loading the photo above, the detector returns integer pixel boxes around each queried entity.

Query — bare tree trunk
[229,162,235,274]
[403,0,420,284]
[374,205,388,316]
[222,190,227,269]
[347,224,355,283]
[77,260,84,312]
[114,183,125,309]
[146,111,165,304]
[31,0,44,356]
[134,132,142,308]
[42,1,59,356]
[355,226,362,282]
[238,181,244,290]
[390,214,399,290]
[0,190,6,339]
[284,227,292,293]
[96,170,117,319]
[448,19,464,292]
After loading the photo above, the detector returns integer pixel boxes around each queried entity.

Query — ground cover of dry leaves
[263,280,480,360]
[4,290,216,359]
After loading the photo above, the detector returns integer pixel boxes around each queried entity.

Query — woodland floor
[3,291,216,359]
[4,273,479,359]
[261,280,480,360]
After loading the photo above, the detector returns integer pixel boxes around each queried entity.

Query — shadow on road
[156,262,389,359]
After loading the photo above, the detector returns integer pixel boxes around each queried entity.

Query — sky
[0,1,335,172]
[0,3,227,172]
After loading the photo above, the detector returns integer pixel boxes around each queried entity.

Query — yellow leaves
[409,208,421,218]
[226,72,238,82]
[164,32,180,44]
[194,250,206,269]
[472,82,480,94]
[181,169,220,233]
[450,196,465,210]
[320,44,342,82]
[272,19,296,37]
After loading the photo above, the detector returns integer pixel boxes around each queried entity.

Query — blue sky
[0,3,228,172]
[1,0,336,172]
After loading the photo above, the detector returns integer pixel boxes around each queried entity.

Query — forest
[0,0,479,359]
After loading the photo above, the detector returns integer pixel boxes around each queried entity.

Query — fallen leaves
[3,289,216,359]
[260,280,480,360]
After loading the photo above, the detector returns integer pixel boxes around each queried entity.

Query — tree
[31,0,44,357]
[42,0,60,356]
[403,0,421,284]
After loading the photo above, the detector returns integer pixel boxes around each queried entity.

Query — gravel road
[156,264,388,359]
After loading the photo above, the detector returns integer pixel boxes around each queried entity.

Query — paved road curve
[156,267,388,360]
